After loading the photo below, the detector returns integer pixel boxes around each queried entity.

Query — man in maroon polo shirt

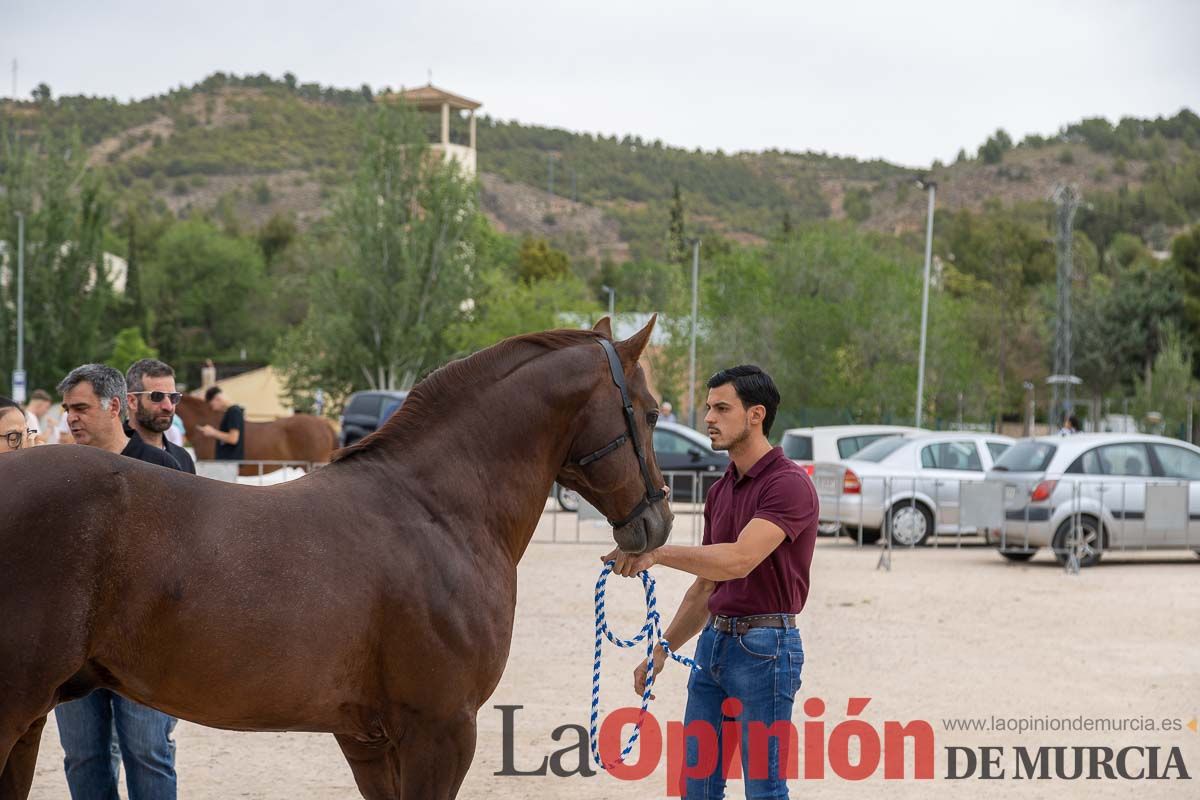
[605,365,818,798]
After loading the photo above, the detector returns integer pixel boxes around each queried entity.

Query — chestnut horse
[174,395,337,471]
[0,317,671,799]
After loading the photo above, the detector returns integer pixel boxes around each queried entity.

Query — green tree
[275,103,478,400]
[666,181,687,266]
[979,129,1013,164]
[843,187,871,222]
[257,212,298,268]
[105,327,158,369]
[1172,224,1200,366]
[0,124,116,393]
[140,219,268,368]
[516,237,569,283]
[1133,326,1197,430]
[448,270,598,353]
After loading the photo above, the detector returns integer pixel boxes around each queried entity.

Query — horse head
[557,316,674,554]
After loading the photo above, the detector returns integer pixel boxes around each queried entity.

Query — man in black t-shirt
[200,385,245,461]
[55,363,182,798]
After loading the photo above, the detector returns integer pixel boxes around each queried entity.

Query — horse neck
[341,348,589,564]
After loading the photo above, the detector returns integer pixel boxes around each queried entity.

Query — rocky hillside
[5,73,1197,261]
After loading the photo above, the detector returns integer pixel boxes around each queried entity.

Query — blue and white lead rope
[589,560,700,769]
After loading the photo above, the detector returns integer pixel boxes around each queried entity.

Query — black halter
[568,339,668,528]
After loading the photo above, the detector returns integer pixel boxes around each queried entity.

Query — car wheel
[998,549,1036,562]
[817,521,843,536]
[887,501,933,547]
[555,484,581,513]
[1052,515,1104,567]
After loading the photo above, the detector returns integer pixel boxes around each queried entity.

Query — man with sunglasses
[0,395,36,453]
[126,358,196,475]
[53,363,182,800]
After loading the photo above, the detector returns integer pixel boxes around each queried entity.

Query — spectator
[1058,414,1080,436]
[126,358,196,474]
[27,388,59,444]
[0,395,35,453]
[661,400,677,424]
[53,363,181,800]
[200,386,245,461]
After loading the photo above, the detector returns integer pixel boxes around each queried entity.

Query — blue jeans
[54,690,177,800]
[683,620,804,799]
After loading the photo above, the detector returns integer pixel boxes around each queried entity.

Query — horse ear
[616,314,657,365]
[592,316,614,339]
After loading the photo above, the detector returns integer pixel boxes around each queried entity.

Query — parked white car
[813,432,1015,545]
[781,425,926,470]
[984,433,1200,566]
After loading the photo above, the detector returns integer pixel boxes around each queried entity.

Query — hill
[5,73,1197,264]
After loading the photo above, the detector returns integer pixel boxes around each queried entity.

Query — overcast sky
[3,0,1197,166]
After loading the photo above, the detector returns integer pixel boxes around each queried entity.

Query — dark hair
[30,389,51,403]
[204,386,223,403]
[57,364,126,408]
[0,395,20,413]
[126,358,176,393]
[706,365,781,437]
[1068,415,1080,429]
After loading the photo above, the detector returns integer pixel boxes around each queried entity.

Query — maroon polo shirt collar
[727,445,786,483]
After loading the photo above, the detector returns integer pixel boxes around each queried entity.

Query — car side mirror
[688,447,703,462]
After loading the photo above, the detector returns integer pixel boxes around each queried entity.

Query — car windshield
[781,432,812,460]
[852,436,909,462]
[992,441,1057,472]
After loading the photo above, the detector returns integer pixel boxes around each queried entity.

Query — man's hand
[600,547,658,577]
[633,644,668,698]
[197,424,217,438]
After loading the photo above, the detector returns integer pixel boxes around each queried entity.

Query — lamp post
[600,285,615,319]
[688,238,701,430]
[12,211,25,403]
[915,179,936,428]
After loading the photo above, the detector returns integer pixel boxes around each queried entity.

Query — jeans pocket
[780,634,804,698]
[736,627,779,660]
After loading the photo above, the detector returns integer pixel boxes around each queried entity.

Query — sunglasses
[130,391,183,404]
[2,430,34,449]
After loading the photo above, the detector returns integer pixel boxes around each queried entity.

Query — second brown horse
[174,395,337,470]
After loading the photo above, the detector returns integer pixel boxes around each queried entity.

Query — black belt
[710,614,796,636]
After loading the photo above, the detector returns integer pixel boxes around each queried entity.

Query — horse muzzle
[613,498,673,554]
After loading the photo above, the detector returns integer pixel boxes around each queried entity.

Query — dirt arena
[28,511,1200,799]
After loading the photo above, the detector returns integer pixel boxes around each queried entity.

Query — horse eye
[647,412,659,427]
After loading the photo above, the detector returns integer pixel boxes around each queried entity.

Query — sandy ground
[27,510,1200,799]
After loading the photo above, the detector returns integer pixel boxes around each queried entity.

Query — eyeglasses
[130,391,183,404]
[2,430,34,449]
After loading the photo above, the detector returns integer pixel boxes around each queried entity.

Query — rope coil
[589,560,700,769]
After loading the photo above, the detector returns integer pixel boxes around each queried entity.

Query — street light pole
[688,238,701,430]
[601,284,615,318]
[915,179,936,428]
[14,211,25,401]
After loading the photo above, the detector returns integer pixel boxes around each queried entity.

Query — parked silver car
[814,432,1015,545]
[984,433,1200,566]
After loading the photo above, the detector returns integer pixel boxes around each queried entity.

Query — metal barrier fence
[542,471,725,546]
[811,468,1200,574]
[195,460,327,485]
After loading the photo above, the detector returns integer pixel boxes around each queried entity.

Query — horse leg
[334,714,477,800]
[393,715,477,800]
[0,715,48,800]
[334,733,401,799]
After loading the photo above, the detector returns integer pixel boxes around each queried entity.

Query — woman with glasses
[0,395,35,453]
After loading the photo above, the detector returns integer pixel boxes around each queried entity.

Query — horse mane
[332,328,604,463]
